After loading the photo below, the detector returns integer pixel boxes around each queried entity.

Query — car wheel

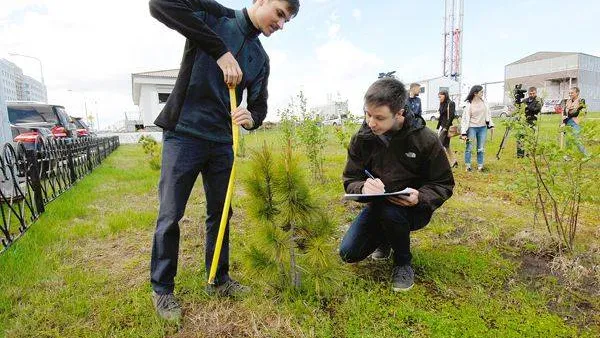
[430,116,437,121]
[500,113,506,118]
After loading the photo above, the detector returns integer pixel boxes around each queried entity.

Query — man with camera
[516,86,542,158]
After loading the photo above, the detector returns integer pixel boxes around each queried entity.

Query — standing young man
[148,0,299,320]
[407,82,422,117]
[340,78,454,291]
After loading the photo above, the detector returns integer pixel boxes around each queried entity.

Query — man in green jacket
[340,78,455,291]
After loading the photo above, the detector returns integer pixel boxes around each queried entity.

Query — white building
[0,58,47,103]
[408,76,460,113]
[505,52,600,110]
[22,75,47,102]
[131,69,178,128]
[0,81,11,144]
[0,59,23,102]
[312,93,349,125]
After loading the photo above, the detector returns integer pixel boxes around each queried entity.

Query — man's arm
[416,137,454,212]
[149,0,232,60]
[342,135,367,194]
[244,60,271,130]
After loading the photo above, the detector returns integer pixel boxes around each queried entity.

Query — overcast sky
[1,0,598,128]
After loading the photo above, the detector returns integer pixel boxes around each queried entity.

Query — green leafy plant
[507,103,598,252]
[138,135,161,170]
[294,91,327,181]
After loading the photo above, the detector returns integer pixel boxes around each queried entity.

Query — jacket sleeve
[444,101,456,129]
[342,135,367,195]
[416,137,454,213]
[244,56,270,130]
[149,0,231,60]
[460,102,470,135]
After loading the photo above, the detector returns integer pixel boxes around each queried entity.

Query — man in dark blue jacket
[148,0,299,320]
[407,82,422,117]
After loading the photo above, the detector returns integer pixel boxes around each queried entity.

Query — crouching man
[339,78,455,291]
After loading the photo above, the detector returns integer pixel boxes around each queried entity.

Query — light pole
[8,52,45,86]
[68,89,98,131]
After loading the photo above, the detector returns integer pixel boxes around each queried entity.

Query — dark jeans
[151,131,234,294]
[339,200,429,266]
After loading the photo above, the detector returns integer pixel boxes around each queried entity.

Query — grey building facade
[505,52,600,111]
[0,58,47,103]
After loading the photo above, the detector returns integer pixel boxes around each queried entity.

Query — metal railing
[0,136,120,252]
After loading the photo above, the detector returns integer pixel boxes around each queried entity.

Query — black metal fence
[0,136,120,252]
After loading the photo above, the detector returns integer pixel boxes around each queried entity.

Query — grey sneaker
[392,265,414,292]
[206,279,250,297]
[152,292,182,321]
[370,244,391,261]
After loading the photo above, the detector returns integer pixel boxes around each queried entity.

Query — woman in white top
[460,85,494,171]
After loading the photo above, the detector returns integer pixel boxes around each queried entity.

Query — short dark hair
[465,85,483,103]
[265,0,299,17]
[528,86,537,92]
[364,78,407,114]
[571,86,580,94]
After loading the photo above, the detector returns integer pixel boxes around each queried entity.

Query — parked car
[422,110,439,121]
[71,116,95,137]
[10,124,52,151]
[541,99,562,114]
[489,104,511,118]
[7,102,78,139]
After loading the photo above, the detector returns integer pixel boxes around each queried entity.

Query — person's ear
[398,108,405,118]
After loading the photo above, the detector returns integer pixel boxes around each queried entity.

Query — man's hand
[460,135,467,141]
[362,178,385,195]
[387,188,419,207]
[217,52,243,86]
[231,106,254,129]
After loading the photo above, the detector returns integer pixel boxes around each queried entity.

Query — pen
[364,169,376,180]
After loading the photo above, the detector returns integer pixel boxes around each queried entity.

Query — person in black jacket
[148,0,299,320]
[517,86,542,158]
[407,82,422,117]
[436,90,457,167]
[339,78,454,292]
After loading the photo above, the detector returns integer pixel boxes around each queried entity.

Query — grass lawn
[0,113,598,337]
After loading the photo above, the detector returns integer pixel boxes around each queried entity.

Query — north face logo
[405,152,416,158]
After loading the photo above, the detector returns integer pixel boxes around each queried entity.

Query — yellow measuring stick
[208,85,239,285]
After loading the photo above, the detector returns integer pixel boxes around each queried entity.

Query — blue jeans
[465,126,487,166]
[565,118,587,155]
[151,131,234,294]
[339,201,429,266]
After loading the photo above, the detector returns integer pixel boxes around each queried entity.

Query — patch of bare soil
[516,252,600,332]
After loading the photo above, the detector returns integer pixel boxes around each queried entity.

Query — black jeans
[339,200,428,266]
[151,131,233,294]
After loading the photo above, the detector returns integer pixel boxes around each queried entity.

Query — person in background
[407,83,422,117]
[563,86,588,155]
[516,86,542,158]
[460,85,494,172]
[436,90,457,167]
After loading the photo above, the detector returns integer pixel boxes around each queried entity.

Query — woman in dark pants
[436,90,457,168]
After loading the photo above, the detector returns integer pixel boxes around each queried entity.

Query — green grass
[0,113,598,337]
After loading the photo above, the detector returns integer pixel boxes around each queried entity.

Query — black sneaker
[206,279,250,297]
[370,244,391,261]
[152,292,182,321]
[392,265,414,292]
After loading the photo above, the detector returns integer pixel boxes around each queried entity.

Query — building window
[439,86,449,93]
[158,93,170,103]
[419,87,425,93]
